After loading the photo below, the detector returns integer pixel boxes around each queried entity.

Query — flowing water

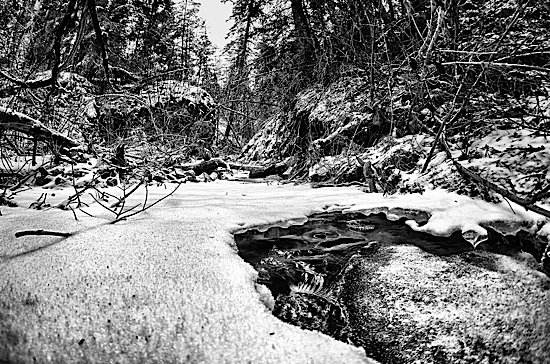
[235,211,472,298]
[234,211,474,342]
[234,211,549,363]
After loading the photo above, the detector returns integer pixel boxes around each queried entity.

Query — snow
[140,81,215,108]
[539,221,550,240]
[340,188,544,246]
[461,128,550,196]
[1,176,548,362]
[2,181,380,364]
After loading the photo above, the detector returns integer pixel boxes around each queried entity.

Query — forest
[0,0,548,209]
[0,0,549,363]
[0,0,548,195]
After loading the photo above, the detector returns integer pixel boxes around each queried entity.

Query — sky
[197,0,234,51]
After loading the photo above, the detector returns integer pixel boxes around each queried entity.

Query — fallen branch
[110,182,182,224]
[0,107,80,148]
[110,180,144,209]
[227,162,265,172]
[0,68,56,89]
[441,134,550,219]
[312,117,368,151]
[311,181,369,188]
[109,65,140,83]
[15,230,72,238]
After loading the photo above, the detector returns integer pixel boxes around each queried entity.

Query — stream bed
[234,211,550,363]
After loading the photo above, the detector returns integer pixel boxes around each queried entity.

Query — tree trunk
[87,0,111,89]
[290,0,316,74]
[15,0,42,70]
[51,0,79,94]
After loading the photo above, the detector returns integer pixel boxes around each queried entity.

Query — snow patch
[344,189,546,247]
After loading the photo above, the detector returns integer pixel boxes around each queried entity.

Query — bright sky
[197,0,234,51]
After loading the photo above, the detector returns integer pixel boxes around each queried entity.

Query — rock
[87,81,216,144]
[151,172,165,183]
[105,177,118,187]
[35,175,53,187]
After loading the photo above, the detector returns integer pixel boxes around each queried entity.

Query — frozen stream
[235,210,550,363]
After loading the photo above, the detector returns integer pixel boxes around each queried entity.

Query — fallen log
[249,161,288,179]
[181,158,294,179]
[0,107,80,148]
[180,158,231,175]
[227,162,265,173]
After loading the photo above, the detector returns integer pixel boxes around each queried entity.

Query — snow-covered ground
[306,127,550,248]
[1,179,549,362]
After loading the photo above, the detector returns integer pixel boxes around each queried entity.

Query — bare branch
[15,230,72,238]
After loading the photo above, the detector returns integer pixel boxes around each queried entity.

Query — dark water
[234,211,473,298]
[234,211,546,363]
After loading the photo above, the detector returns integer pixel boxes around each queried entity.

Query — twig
[421,108,463,173]
[88,192,117,215]
[78,208,95,218]
[494,50,550,63]
[68,205,78,221]
[216,103,258,120]
[502,196,516,214]
[439,49,497,55]
[10,168,37,191]
[15,230,72,238]
[56,174,101,209]
[143,182,149,209]
[69,163,82,210]
[114,183,128,219]
[441,61,550,73]
[119,203,142,215]
[110,179,143,208]
[110,183,181,224]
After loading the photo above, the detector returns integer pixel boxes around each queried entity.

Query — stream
[234,210,550,363]
[235,210,473,296]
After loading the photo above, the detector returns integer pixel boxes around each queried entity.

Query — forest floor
[1,182,374,364]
